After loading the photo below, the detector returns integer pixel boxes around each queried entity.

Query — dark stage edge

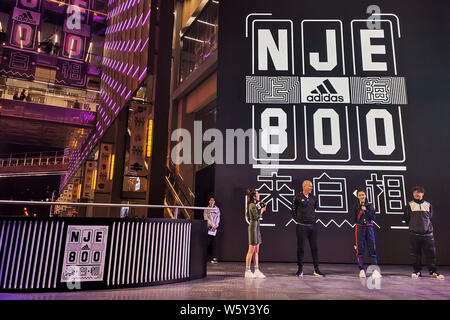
[0,263,449,300]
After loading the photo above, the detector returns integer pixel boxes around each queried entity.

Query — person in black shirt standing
[291,180,325,277]
[404,186,444,279]
[19,89,26,101]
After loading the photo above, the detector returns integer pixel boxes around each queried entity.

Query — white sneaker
[372,270,382,279]
[245,270,255,278]
[359,270,366,278]
[254,269,266,279]
[411,272,421,279]
[429,272,445,280]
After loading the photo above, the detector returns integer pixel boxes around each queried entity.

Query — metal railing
[0,152,69,168]
[166,161,195,206]
[0,200,209,219]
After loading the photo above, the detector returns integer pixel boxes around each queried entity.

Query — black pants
[207,235,217,259]
[410,233,436,273]
[296,223,319,269]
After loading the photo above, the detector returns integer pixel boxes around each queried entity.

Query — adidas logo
[15,11,36,24]
[307,79,344,102]
[81,244,90,250]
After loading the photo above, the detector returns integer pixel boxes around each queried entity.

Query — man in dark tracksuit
[404,186,444,279]
[291,180,325,277]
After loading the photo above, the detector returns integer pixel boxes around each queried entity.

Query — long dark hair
[355,188,371,208]
[247,188,257,204]
[246,189,257,219]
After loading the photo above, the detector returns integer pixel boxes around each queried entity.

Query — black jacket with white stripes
[404,199,433,235]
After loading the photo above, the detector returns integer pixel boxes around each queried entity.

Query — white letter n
[258,29,288,71]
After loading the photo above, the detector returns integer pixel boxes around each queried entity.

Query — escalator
[164,160,196,219]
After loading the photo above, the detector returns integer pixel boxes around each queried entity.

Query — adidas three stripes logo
[310,79,338,95]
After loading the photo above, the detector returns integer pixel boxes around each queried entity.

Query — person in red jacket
[354,189,381,279]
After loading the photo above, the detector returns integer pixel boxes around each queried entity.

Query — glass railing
[0,83,99,112]
[179,0,218,83]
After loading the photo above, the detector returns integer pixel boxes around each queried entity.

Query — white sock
[246,267,251,272]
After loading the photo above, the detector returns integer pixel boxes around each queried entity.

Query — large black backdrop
[216,0,450,264]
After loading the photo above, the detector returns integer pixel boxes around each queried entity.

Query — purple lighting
[134,39,142,52]
[125,89,132,100]
[122,20,127,31]
[129,40,135,52]
[136,13,143,26]
[127,64,134,76]
[142,9,151,26]
[140,38,149,52]
[132,66,140,78]
[93,15,105,24]
[130,16,137,29]
[138,68,147,81]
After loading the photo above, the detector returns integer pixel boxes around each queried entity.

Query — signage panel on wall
[12,7,41,25]
[82,160,96,199]
[128,102,149,175]
[55,58,87,87]
[0,48,36,80]
[16,0,41,11]
[10,21,37,50]
[61,225,109,283]
[62,33,86,60]
[217,0,450,264]
[96,143,113,192]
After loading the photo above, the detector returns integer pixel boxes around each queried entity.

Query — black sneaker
[313,269,325,277]
[411,271,421,278]
[296,269,303,278]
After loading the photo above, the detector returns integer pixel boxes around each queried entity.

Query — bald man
[291,180,325,277]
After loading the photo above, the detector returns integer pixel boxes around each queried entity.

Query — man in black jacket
[291,180,325,277]
[404,186,444,279]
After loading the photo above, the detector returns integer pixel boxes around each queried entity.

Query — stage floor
[1,263,449,300]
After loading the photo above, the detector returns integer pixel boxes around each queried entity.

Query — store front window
[179,1,218,83]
